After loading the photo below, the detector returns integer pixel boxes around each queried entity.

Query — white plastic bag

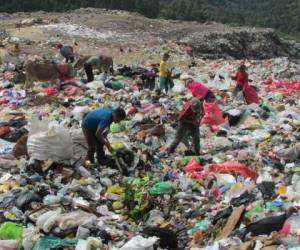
[0,240,20,250]
[27,119,73,161]
[71,106,90,121]
[75,239,91,250]
[172,80,185,94]
[86,80,105,90]
[118,236,159,250]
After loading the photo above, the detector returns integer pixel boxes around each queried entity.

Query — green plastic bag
[111,81,124,90]
[110,122,126,133]
[292,166,300,173]
[111,141,126,151]
[32,236,78,250]
[179,156,200,166]
[149,181,173,195]
[0,222,23,240]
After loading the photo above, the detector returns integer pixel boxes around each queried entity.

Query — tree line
[0,0,299,39]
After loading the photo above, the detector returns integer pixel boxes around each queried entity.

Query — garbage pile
[0,52,299,250]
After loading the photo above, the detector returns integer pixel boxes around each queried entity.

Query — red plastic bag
[63,86,82,97]
[0,126,11,136]
[43,87,58,96]
[243,84,259,104]
[183,157,203,173]
[209,161,257,180]
[201,101,225,126]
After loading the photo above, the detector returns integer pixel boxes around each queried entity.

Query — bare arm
[95,127,113,153]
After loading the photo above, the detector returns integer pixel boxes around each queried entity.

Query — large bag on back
[201,101,225,126]
[243,84,259,104]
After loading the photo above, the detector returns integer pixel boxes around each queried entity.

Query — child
[168,98,203,155]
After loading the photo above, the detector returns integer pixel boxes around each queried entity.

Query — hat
[190,98,201,112]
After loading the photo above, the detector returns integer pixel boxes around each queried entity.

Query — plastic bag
[111,141,126,151]
[0,240,20,250]
[75,239,91,250]
[71,106,90,121]
[209,161,257,180]
[32,236,78,250]
[119,235,159,250]
[110,122,126,133]
[183,157,203,173]
[0,222,23,240]
[111,81,124,90]
[63,86,82,97]
[0,126,11,136]
[172,80,185,94]
[243,84,259,104]
[27,119,73,161]
[149,182,173,195]
[179,156,200,166]
[43,87,58,96]
[201,102,225,126]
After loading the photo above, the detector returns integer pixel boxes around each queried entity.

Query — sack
[27,119,73,161]
[201,102,225,126]
[243,84,259,104]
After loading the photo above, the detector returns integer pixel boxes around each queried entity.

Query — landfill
[0,14,300,250]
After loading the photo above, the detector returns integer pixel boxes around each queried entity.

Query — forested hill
[0,0,299,39]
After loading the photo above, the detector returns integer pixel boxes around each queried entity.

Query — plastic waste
[209,161,257,180]
[32,236,78,250]
[0,222,23,240]
[149,181,173,195]
[201,101,226,126]
[27,119,73,161]
[243,84,259,104]
[75,239,91,250]
[0,240,20,250]
[119,235,159,250]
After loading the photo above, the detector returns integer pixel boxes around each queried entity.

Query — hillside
[0,0,299,39]
[0,8,299,61]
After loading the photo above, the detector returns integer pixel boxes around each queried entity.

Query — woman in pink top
[186,79,215,102]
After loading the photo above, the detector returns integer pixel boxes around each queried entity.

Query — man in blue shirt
[82,107,126,164]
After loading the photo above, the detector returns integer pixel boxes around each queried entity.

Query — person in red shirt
[231,65,259,104]
[232,64,248,96]
[186,79,215,102]
[167,98,203,155]
[56,42,75,63]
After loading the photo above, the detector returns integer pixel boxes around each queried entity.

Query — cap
[190,98,201,112]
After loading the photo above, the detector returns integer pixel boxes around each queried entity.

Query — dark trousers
[66,56,75,63]
[169,121,200,154]
[233,85,243,97]
[84,62,94,82]
[82,125,105,163]
[165,77,174,93]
